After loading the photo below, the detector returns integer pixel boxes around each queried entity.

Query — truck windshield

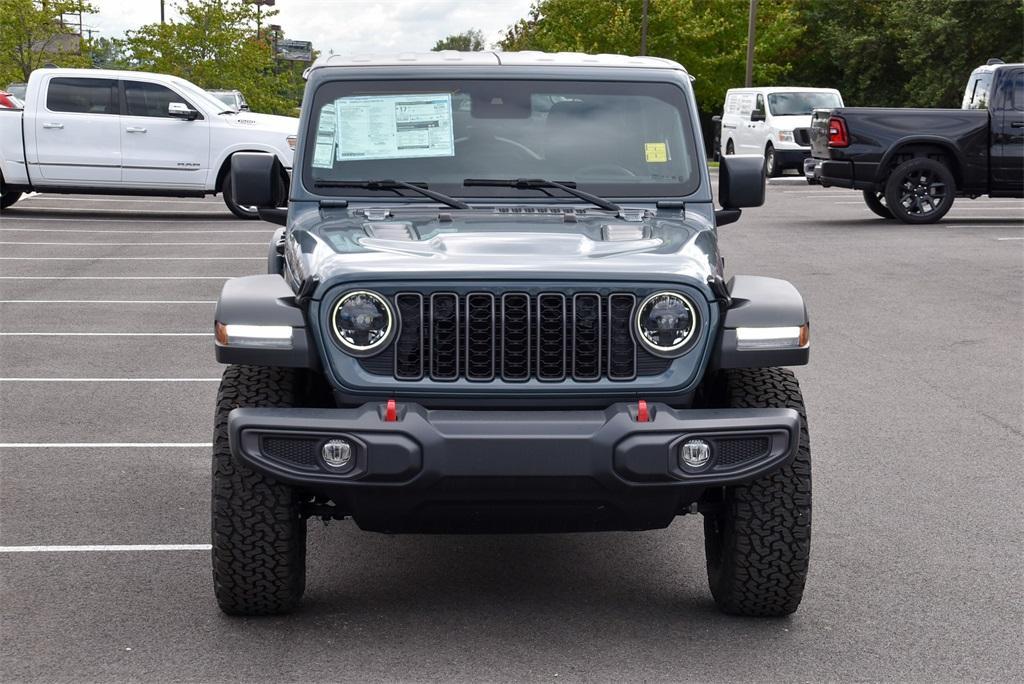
[302,78,701,200]
[767,92,842,116]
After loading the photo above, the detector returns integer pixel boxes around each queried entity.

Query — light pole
[160,0,164,24]
[745,0,758,87]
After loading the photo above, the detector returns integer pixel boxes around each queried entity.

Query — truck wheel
[862,190,894,219]
[0,191,21,209]
[764,144,781,178]
[212,365,307,615]
[725,140,735,156]
[703,367,811,617]
[221,174,260,220]
[883,157,955,224]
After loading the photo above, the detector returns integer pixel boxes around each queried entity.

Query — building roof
[307,51,686,72]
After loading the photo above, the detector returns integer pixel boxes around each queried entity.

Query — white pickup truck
[0,68,297,218]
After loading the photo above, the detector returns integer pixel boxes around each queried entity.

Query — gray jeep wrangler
[213,52,811,618]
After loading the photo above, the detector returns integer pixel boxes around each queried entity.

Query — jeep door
[120,79,210,189]
[32,75,121,184]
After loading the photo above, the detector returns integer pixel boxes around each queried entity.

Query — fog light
[679,439,711,469]
[321,439,353,470]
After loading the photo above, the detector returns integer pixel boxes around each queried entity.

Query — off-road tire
[221,172,260,220]
[765,144,781,177]
[862,190,894,219]
[212,365,307,615]
[883,157,956,224]
[1,189,21,209]
[703,367,811,617]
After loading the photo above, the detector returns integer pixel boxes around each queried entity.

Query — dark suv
[213,51,813,618]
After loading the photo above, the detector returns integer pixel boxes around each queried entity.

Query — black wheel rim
[897,167,947,216]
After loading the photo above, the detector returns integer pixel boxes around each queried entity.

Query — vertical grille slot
[394,293,424,380]
[429,293,459,380]
[465,293,495,381]
[607,293,637,380]
[501,293,531,381]
[572,293,602,381]
[536,293,567,381]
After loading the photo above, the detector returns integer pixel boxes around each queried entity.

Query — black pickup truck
[806,60,1023,223]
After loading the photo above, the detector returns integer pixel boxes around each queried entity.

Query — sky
[86,0,536,56]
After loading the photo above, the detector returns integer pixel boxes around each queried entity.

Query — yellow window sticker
[644,142,668,163]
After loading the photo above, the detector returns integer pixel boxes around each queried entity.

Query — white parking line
[996,237,1024,240]
[0,332,209,336]
[0,443,211,447]
[0,276,232,280]
[1,228,272,233]
[0,257,262,260]
[0,544,211,553]
[0,300,215,304]
[0,378,219,382]
[0,241,266,246]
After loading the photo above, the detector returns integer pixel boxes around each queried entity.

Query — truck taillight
[828,116,849,148]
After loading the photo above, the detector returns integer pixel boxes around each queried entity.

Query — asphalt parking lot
[1,178,1022,682]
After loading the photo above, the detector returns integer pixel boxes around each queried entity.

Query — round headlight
[330,290,394,354]
[635,291,698,356]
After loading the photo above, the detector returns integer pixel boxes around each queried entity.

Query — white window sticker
[312,103,336,168]
[336,93,454,161]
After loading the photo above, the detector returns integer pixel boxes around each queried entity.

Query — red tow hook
[636,399,650,423]
[385,398,398,422]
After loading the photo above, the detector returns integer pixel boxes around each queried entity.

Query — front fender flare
[712,275,809,369]
[214,274,317,369]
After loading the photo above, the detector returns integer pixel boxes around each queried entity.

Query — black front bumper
[229,402,800,533]
[774,147,812,169]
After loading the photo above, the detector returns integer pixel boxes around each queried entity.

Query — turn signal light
[827,116,849,148]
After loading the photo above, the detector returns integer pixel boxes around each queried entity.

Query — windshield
[303,78,701,199]
[767,91,842,116]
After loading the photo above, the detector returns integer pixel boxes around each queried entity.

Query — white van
[720,87,843,176]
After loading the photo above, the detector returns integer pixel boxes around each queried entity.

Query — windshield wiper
[464,178,620,212]
[313,179,470,210]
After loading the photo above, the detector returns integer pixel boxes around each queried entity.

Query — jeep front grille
[382,291,647,382]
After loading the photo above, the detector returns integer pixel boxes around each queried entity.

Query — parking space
[1,186,1022,681]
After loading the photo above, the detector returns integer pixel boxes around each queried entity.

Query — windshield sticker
[312,103,337,168]
[335,93,455,162]
[644,142,668,163]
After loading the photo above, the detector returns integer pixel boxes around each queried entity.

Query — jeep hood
[285,208,722,298]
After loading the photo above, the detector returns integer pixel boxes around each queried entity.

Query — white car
[719,86,843,177]
[0,68,297,218]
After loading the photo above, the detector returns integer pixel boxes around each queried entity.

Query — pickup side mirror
[750,109,765,122]
[230,152,288,225]
[716,155,765,226]
[168,102,199,120]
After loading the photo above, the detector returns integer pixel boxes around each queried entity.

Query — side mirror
[230,152,288,225]
[168,102,198,120]
[716,155,765,226]
[750,109,765,122]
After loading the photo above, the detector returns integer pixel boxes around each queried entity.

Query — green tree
[501,0,802,131]
[788,0,1023,107]
[117,0,299,115]
[0,0,95,84]
[433,28,487,51]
